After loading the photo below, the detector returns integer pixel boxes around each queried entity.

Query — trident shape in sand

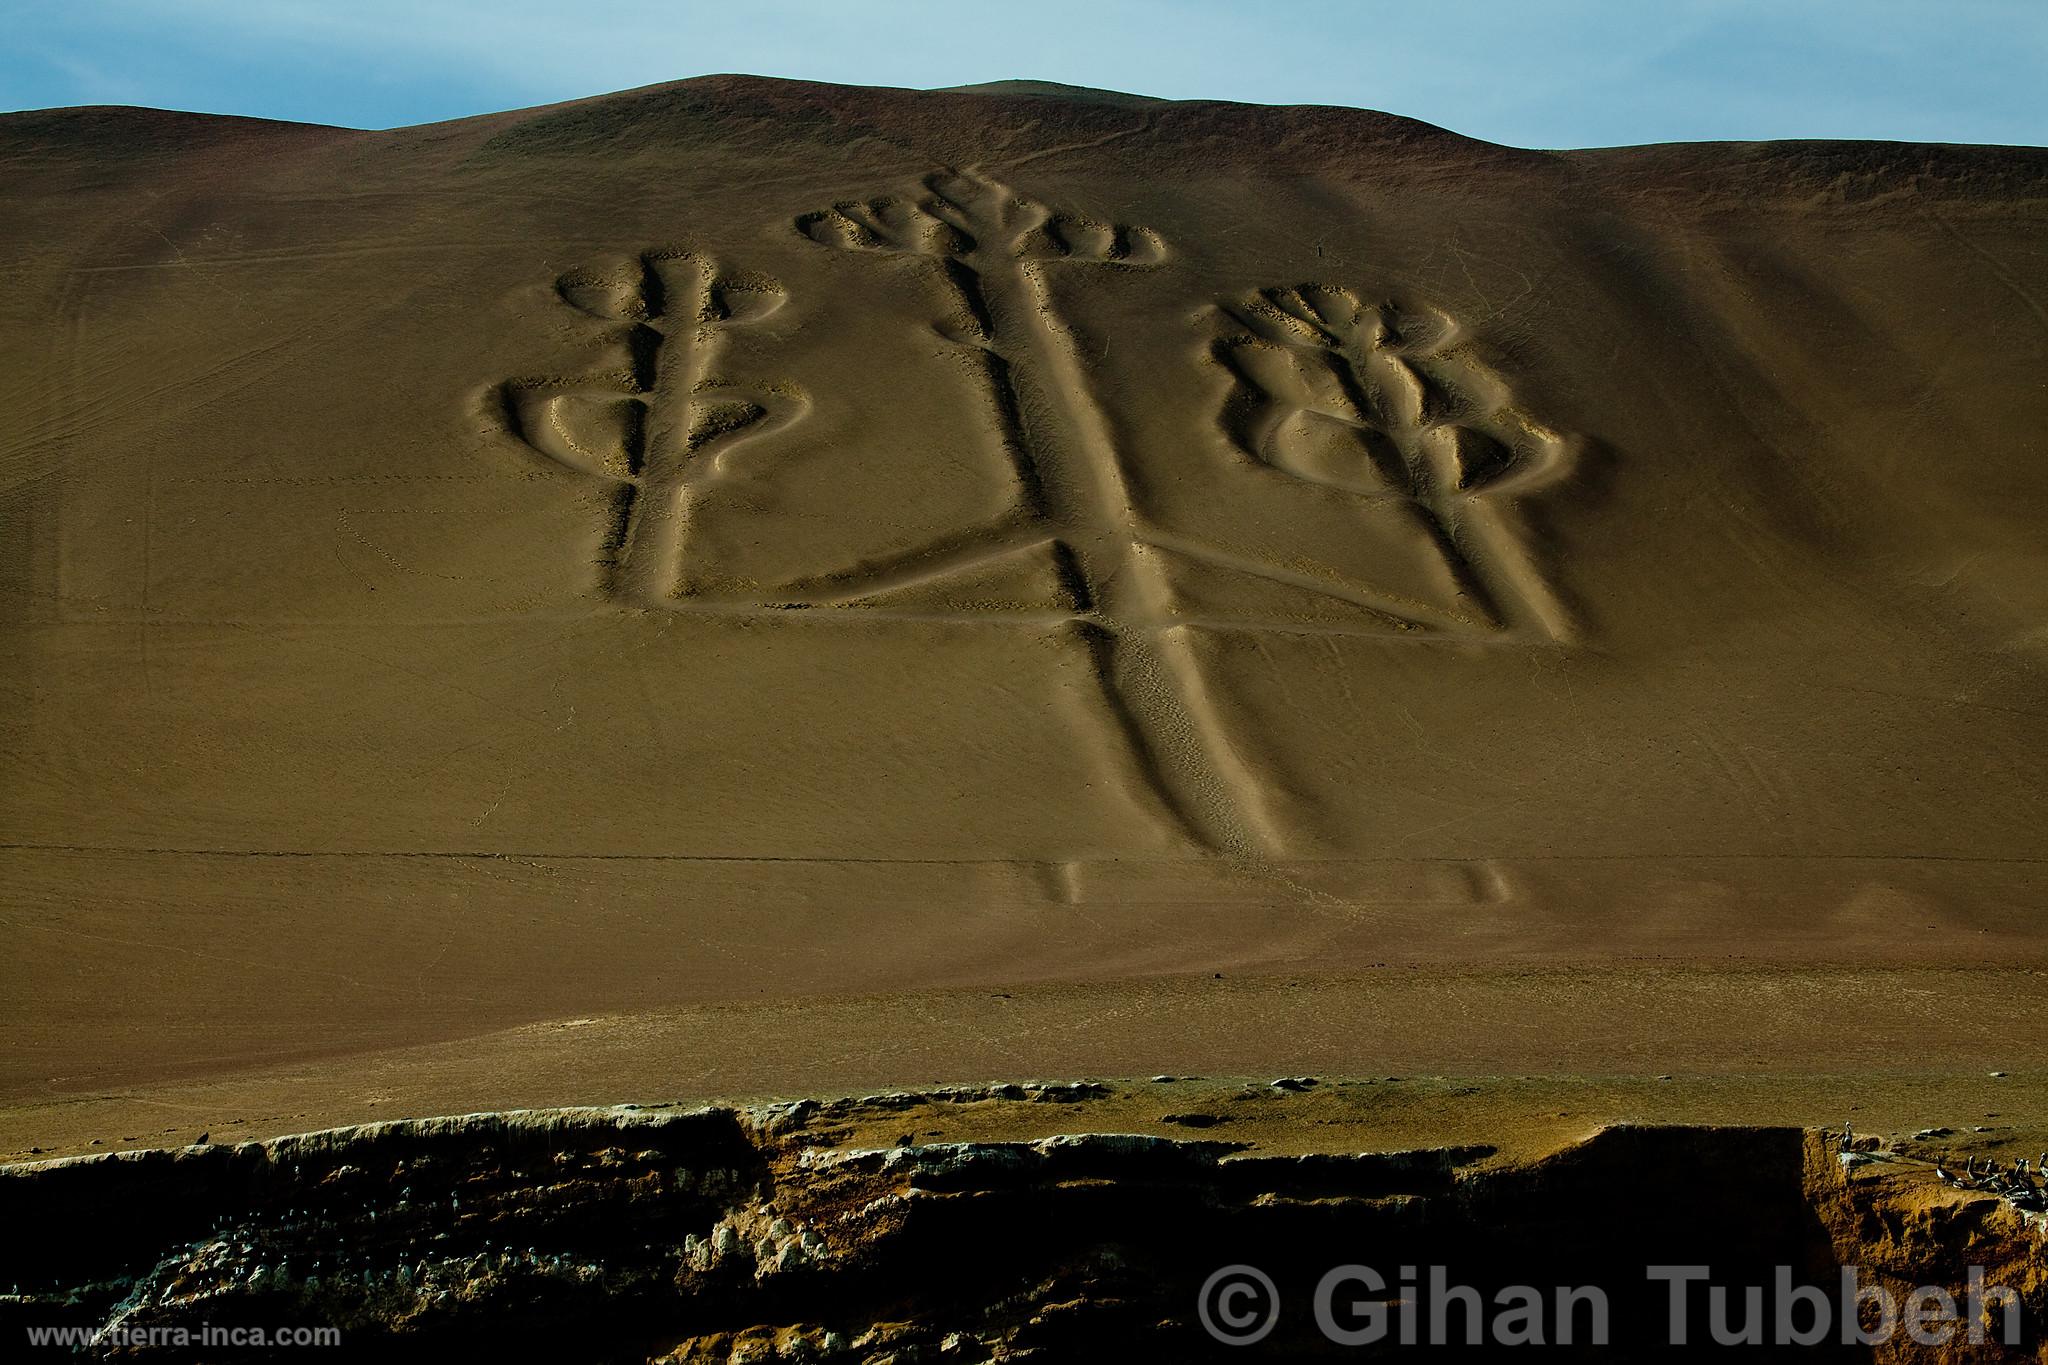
[796,168,1288,856]
[499,249,806,607]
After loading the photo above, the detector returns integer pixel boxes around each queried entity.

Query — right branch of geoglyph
[1215,284,1575,638]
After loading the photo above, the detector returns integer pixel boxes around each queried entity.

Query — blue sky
[5,0,2045,147]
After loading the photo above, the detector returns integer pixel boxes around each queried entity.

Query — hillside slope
[2,77,2046,1153]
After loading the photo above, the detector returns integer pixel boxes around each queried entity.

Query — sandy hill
[2,76,2045,1156]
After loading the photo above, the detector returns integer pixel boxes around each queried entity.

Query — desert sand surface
[2,77,2046,1160]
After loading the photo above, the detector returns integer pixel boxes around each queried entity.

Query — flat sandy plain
[2,78,2045,1160]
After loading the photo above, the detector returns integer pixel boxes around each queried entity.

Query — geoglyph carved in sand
[1212,284,1577,641]
[498,249,807,608]
[495,172,1579,854]
[790,168,1290,854]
